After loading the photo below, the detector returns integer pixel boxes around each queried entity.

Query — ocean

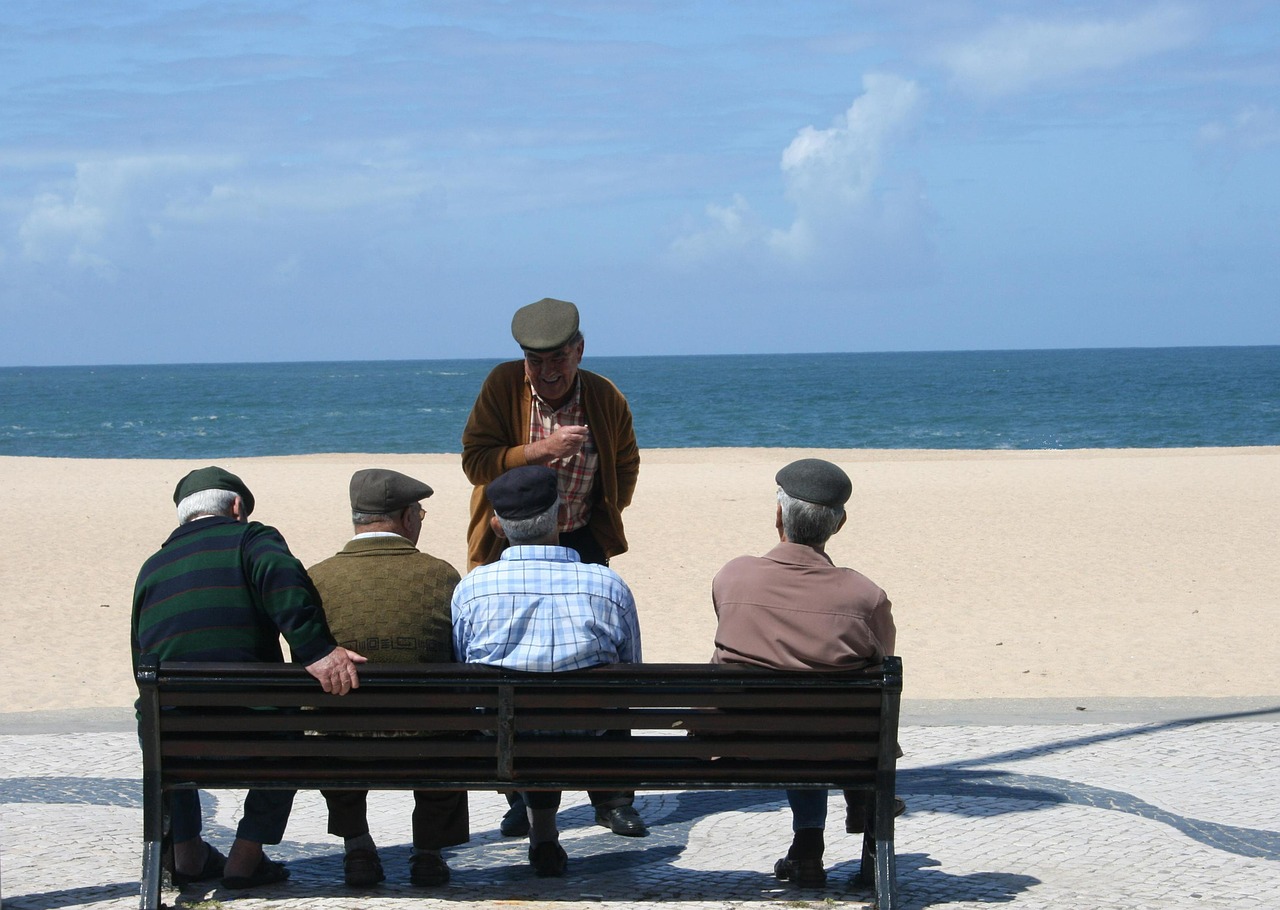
[1,347,1277,458]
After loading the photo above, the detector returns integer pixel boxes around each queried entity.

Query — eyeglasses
[406,506,425,520]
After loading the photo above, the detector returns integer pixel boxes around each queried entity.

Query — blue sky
[1,1,1277,365]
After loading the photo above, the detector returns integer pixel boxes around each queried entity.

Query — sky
[1,1,1277,366]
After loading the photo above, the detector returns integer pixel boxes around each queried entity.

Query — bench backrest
[137,656,902,793]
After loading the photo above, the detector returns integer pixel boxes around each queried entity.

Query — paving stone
[2,716,1278,909]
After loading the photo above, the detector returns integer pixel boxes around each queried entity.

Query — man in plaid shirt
[451,466,643,877]
[459,297,647,838]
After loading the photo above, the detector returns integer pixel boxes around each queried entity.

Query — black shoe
[409,852,450,886]
[528,841,568,877]
[500,801,531,837]
[594,805,649,837]
[170,842,226,887]
[846,796,906,834]
[221,856,290,890]
[774,855,827,888]
[343,848,385,887]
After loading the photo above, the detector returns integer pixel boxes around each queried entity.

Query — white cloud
[939,4,1200,97]
[1199,105,1280,153]
[16,155,236,271]
[770,73,923,261]
[669,73,927,278]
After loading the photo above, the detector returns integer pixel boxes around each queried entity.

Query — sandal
[221,856,290,890]
[170,842,227,886]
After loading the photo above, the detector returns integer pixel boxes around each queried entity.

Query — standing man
[307,469,467,888]
[460,296,646,837]
[451,466,643,877]
[460,297,639,570]
[132,466,364,892]
[710,458,897,889]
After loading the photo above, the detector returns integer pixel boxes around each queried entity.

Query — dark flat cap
[776,458,852,508]
[511,297,580,351]
[173,466,255,516]
[350,468,433,513]
[486,465,558,519]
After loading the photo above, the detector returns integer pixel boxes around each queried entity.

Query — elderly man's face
[523,336,584,408]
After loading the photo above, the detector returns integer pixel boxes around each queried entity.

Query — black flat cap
[173,466,255,516]
[486,465,558,519]
[776,458,851,508]
[511,297,580,351]
[350,468,433,513]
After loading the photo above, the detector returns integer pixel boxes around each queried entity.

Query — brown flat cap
[776,458,851,508]
[511,297,580,351]
[486,465,558,519]
[173,466,255,516]
[350,468,433,513]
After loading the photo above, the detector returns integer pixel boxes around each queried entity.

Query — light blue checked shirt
[451,545,642,671]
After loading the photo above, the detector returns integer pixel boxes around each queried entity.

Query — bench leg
[140,837,163,910]
[857,829,875,885]
[874,833,897,910]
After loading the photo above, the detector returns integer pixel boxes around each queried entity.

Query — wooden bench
[136,654,902,909]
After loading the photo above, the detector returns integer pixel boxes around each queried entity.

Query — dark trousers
[559,525,609,566]
[322,789,469,850]
[170,788,294,845]
[506,787,631,813]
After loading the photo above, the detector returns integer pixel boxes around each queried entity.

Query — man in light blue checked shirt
[451,465,643,877]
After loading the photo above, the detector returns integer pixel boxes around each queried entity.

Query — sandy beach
[3,447,1277,714]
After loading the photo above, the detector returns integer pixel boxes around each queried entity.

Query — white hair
[498,500,561,545]
[777,489,844,547]
[177,489,239,524]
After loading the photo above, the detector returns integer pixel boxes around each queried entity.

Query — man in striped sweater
[131,466,365,892]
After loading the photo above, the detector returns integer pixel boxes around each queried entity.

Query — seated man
[710,458,897,889]
[451,466,643,877]
[308,469,468,888]
[132,466,364,891]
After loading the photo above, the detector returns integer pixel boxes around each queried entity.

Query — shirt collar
[499,544,581,563]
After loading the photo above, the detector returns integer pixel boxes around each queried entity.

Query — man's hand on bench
[305,647,367,695]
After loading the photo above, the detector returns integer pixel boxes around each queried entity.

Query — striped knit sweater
[131,515,336,671]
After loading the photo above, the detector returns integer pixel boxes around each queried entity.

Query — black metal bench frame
[136,655,902,909]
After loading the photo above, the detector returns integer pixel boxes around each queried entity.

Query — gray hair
[777,488,844,547]
[177,489,239,524]
[352,510,392,526]
[497,499,561,545]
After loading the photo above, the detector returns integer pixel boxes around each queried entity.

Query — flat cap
[173,466,255,516]
[776,458,852,508]
[486,465,558,520]
[511,297,580,352]
[350,468,433,513]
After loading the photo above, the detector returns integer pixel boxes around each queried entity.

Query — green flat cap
[776,458,851,508]
[511,297,580,351]
[173,466,255,516]
[350,468,434,513]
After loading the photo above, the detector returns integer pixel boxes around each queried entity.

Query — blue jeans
[785,789,828,830]
[169,789,295,845]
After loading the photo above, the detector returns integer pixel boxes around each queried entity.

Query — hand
[305,647,367,696]
[530,424,589,463]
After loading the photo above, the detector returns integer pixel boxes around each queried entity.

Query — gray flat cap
[776,458,852,508]
[511,297,580,351]
[174,466,255,516]
[486,465,558,519]
[350,468,433,513]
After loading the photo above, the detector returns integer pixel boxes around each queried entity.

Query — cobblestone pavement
[2,702,1278,910]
